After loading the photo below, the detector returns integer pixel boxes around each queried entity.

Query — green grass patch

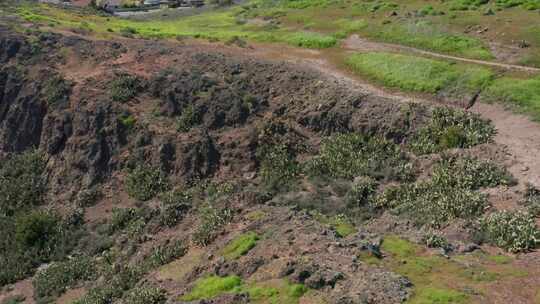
[221,232,259,260]
[412,287,468,304]
[484,76,540,121]
[363,21,493,60]
[181,275,242,301]
[312,212,356,237]
[245,280,307,304]
[486,254,513,265]
[181,276,306,303]
[346,52,494,94]
[284,31,337,48]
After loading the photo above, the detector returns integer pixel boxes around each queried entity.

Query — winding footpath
[343,35,540,73]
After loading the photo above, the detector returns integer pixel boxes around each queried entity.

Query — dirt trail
[343,35,540,73]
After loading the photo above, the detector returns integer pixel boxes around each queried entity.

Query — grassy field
[346,52,494,93]
[484,76,540,120]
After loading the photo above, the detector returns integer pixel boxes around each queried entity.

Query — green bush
[478,211,539,252]
[33,256,97,299]
[124,286,166,304]
[1,295,25,304]
[110,73,142,102]
[158,189,192,227]
[108,207,154,236]
[422,232,450,249]
[42,74,71,105]
[345,176,378,208]
[145,240,187,269]
[521,184,540,217]
[74,264,144,304]
[432,156,515,190]
[0,151,47,217]
[15,211,59,251]
[176,104,200,132]
[125,165,169,201]
[192,204,233,246]
[375,182,488,227]
[306,133,413,181]
[257,143,300,192]
[409,107,496,154]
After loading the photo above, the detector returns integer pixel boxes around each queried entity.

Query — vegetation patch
[110,73,142,103]
[484,76,540,121]
[409,107,496,154]
[375,181,488,228]
[257,143,300,192]
[124,285,167,304]
[432,156,515,190]
[306,133,412,181]
[312,212,356,237]
[145,240,187,269]
[0,150,47,217]
[284,32,337,48]
[33,256,97,300]
[181,276,307,303]
[125,165,169,201]
[364,21,493,60]
[181,275,242,301]
[192,204,233,246]
[176,104,200,132]
[42,74,71,105]
[346,52,493,94]
[477,210,540,252]
[221,231,259,260]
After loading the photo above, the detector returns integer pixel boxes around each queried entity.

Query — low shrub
[345,176,378,208]
[145,240,187,269]
[176,104,200,132]
[478,211,539,252]
[124,286,167,304]
[33,256,97,299]
[422,232,450,250]
[42,74,71,105]
[110,73,142,102]
[1,295,25,304]
[257,143,300,192]
[409,107,496,154]
[306,133,413,181]
[192,204,233,246]
[0,150,47,217]
[158,189,192,227]
[521,184,540,217]
[375,182,488,227]
[15,211,59,251]
[108,207,155,237]
[125,165,169,201]
[432,156,515,190]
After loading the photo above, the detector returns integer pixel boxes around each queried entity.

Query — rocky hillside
[0,24,539,304]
